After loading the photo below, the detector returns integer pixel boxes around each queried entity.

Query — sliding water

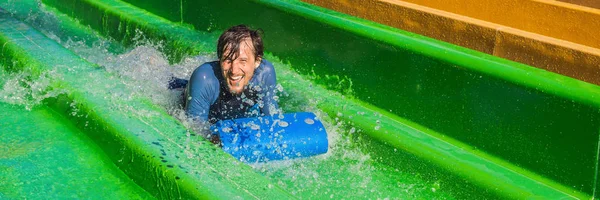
[1,0,599,199]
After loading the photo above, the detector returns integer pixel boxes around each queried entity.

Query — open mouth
[228,74,244,87]
[230,75,243,81]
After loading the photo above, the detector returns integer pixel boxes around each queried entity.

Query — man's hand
[209,134,222,147]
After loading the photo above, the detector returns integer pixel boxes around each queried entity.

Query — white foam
[0,68,66,110]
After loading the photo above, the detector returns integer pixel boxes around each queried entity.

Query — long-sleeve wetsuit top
[184,59,279,123]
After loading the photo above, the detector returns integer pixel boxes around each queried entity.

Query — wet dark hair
[217,25,264,62]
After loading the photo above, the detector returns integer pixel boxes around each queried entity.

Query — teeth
[231,76,243,80]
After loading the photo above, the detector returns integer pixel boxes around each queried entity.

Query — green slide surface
[1,0,599,199]
[0,103,152,199]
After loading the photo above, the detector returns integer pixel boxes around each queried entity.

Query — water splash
[62,41,419,198]
[0,68,66,110]
[10,4,452,197]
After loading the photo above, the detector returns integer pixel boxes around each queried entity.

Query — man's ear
[255,57,262,68]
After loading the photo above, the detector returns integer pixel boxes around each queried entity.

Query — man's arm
[185,63,219,121]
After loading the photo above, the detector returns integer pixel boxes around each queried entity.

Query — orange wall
[557,0,600,9]
[392,0,600,49]
[302,0,600,85]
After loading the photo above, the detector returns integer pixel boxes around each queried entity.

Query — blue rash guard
[182,59,279,123]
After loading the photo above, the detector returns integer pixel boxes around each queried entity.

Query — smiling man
[182,25,279,124]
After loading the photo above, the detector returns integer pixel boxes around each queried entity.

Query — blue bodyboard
[210,112,328,162]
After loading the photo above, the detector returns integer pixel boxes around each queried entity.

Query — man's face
[220,38,261,95]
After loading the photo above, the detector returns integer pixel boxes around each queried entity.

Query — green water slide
[1,0,599,199]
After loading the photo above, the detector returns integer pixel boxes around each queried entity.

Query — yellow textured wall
[302,0,600,85]
[557,0,600,10]
[393,0,600,49]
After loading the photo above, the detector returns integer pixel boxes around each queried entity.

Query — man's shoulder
[257,59,275,75]
[251,59,276,88]
[191,61,220,81]
[261,59,274,68]
[196,61,219,72]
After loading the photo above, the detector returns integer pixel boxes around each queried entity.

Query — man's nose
[230,62,244,74]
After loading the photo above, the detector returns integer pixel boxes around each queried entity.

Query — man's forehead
[222,39,255,59]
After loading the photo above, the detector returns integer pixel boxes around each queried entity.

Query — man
[170,25,280,125]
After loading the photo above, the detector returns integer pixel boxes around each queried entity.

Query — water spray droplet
[304,118,314,125]
[222,127,233,133]
[278,121,289,127]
